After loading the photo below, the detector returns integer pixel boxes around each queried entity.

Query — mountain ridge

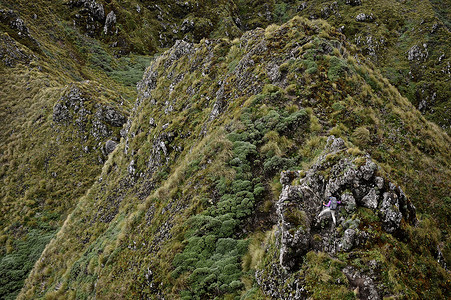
[17,16,450,299]
[0,1,449,299]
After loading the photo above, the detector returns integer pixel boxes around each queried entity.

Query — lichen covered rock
[0,32,35,67]
[258,136,418,297]
[277,136,417,270]
[52,82,127,161]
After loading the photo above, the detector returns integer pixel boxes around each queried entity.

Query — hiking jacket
[324,199,341,207]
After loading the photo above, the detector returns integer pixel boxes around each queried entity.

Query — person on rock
[318,196,341,225]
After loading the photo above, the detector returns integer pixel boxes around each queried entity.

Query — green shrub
[0,230,55,299]
[263,156,296,175]
[275,109,308,134]
[352,126,371,146]
[328,56,348,82]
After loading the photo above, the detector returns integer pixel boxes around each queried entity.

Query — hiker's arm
[324,201,331,207]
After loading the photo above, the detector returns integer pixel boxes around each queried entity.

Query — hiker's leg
[318,208,330,218]
[331,210,336,224]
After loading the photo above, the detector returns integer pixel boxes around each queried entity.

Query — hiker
[318,196,341,225]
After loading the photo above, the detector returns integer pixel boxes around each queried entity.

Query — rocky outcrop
[67,0,105,36]
[407,44,428,62]
[68,0,105,21]
[355,13,374,22]
[103,11,117,35]
[0,9,39,50]
[52,83,126,159]
[0,32,34,67]
[256,136,418,298]
[276,136,417,271]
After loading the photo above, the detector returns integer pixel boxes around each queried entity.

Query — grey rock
[137,66,159,102]
[69,0,105,21]
[266,62,282,83]
[208,98,225,121]
[379,192,402,233]
[103,11,117,35]
[343,266,379,300]
[346,0,362,5]
[407,44,428,61]
[326,135,346,152]
[128,159,136,175]
[91,119,111,139]
[105,140,117,154]
[53,86,85,123]
[341,193,356,213]
[280,170,299,186]
[360,188,378,209]
[341,228,356,251]
[375,176,384,189]
[356,13,374,22]
[277,185,311,270]
[360,159,377,181]
[95,105,126,127]
[165,40,194,68]
[257,135,417,296]
[181,18,195,33]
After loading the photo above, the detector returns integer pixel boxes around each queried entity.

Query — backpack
[330,197,338,210]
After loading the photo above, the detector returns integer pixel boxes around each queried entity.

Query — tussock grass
[13,10,451,300]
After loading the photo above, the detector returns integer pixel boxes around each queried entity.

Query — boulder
[103,11,117,35]
[68,0,105,21]
[341,228,356,251]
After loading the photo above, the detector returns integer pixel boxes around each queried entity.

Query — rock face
[52,83,126,159]
[68,0,105,21]
[103,11,117,35]
[0,9,39,50]
[277,136,417,270]
[258,136,417,297]
[67,0,106,36]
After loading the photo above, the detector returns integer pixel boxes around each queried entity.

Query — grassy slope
[0,1,151,298]
[0,0,449,298]
[15,0,449,133]
[19,17,450,299]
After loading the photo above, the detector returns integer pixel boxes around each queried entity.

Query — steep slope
[0,2,146,298]
[19,17,450,299]
[8,0,449,131]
